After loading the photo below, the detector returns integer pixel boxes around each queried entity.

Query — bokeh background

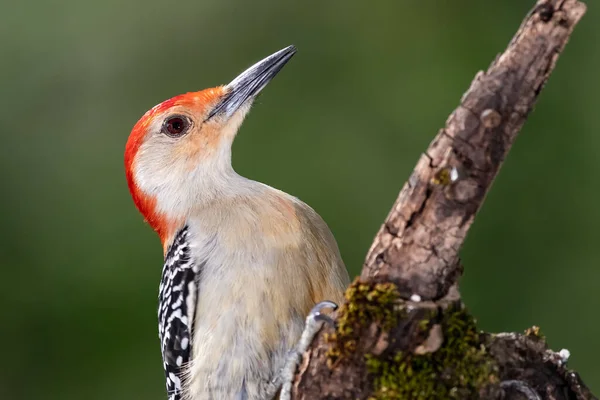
[1,0,598,398]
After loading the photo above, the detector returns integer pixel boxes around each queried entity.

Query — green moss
[367,305,497,400]
[418,313,432,332]
[431,167,453,185]
[524,325,546,340]
[326,279,401,364]
[324,279,496,398]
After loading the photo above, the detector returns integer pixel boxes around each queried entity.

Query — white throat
[134,144,258,219]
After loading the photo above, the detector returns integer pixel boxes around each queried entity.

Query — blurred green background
[1,0,598,398]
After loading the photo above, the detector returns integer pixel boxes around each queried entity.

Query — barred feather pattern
[158,226,201,400]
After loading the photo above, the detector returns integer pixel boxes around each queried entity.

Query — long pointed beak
[206,45,297,120]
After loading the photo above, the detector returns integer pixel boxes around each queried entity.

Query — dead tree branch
[292,0,591,399]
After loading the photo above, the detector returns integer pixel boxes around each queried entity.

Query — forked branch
[292,1,592,399]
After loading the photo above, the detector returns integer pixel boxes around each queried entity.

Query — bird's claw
[300,300,339,354]
[307,300,338,325]
[277,300,339,400]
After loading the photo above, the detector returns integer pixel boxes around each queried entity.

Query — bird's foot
[296,300,337,355]
[273,301,338,400]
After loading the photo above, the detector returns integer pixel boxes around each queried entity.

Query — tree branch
[292,0,591,398]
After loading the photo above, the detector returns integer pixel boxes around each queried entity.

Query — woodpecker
[124,45,350,400]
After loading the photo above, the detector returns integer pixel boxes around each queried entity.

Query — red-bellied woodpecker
[124,45,350,400]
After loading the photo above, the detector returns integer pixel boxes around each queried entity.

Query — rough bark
[293,1,592,399]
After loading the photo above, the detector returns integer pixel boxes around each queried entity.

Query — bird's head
[125,45,296,245]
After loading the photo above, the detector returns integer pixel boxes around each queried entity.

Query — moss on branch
[325,279,498,399]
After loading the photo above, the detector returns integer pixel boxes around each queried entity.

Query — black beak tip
[207,45,299,121]
[286,44,298,55]
[277,45,297,64]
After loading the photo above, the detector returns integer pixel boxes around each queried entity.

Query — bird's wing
[158,226,201,400]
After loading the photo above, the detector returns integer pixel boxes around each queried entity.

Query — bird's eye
[162,115,191,137]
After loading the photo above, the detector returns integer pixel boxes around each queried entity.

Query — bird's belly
[184,271,305,400]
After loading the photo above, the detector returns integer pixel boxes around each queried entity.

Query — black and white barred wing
[158,227,201,400]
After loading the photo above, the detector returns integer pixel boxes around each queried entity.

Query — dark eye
[162,115,191,137]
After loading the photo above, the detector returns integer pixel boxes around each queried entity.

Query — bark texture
[293,0,592,399]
